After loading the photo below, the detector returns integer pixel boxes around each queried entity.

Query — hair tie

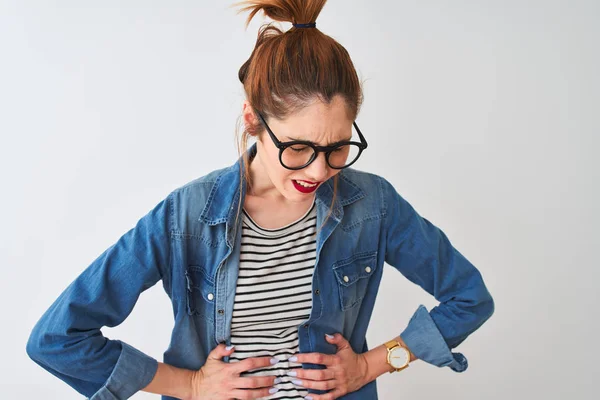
[293,22,316,28]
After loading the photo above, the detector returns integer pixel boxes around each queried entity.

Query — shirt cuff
[90,341,158,399]
[400,305,468,372]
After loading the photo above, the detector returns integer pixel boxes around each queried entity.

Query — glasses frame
[255,111,368,170]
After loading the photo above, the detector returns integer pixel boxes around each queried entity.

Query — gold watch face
[388,347,410,369]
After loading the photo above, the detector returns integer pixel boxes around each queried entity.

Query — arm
[141,362,195,399]
[379,176,495,372]
[26,193,173,398]
[362,335,418,382]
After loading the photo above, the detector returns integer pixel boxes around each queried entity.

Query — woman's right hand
[188,343,281,400]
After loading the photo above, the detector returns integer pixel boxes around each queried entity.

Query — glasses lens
[281,144,316,169]
[328,143,361,168]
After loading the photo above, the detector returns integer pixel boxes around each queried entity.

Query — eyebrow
[284,136,352,146]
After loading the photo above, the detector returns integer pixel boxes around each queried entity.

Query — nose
[304,152,330,182]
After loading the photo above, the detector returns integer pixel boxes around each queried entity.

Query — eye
[290,146,310,153]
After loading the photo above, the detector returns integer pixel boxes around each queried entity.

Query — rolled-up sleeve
[26,193,173,398]
[380,177,494,372]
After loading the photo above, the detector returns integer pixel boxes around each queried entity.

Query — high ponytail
[233,0,326,28]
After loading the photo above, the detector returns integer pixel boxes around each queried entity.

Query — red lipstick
[292,179,320,194]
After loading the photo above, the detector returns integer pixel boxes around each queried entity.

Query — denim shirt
[27,144,494,399]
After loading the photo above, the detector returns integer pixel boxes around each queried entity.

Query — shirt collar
[199,143,365,225]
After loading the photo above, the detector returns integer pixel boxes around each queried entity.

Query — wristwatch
[384,339,411,373]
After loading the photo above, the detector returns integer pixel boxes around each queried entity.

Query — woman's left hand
[286,333,370,399]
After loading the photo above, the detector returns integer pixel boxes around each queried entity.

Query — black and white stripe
[229,200,317,399]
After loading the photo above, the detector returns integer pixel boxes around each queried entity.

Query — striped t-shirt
[228,198,317,399]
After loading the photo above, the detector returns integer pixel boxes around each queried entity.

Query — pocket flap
[185,265,215,302]
[333,251,378,287]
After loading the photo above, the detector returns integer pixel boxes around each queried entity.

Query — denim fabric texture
[27,143,494,399]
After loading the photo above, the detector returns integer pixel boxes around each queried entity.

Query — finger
[207,343,236,361]
[231,356,280,374]
[289,352,337,366]
[288,368,335,381]
[306,389,344,400]
[230,387,279,399]
[290,376,336,391]
[324,333,351,351]
[236,375,280,389]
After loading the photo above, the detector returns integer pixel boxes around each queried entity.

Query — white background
[2,1,598,399]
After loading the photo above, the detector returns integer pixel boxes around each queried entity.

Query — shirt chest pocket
[332,251,378,311]
[185,265,216,323]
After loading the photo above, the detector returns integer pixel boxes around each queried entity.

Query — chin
[287,191,308,202]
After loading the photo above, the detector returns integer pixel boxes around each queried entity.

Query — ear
[242,100,259,134]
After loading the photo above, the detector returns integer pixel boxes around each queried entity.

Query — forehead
[270,97,354,144]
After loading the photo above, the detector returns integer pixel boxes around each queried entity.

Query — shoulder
[173,165,231,193]
[164,164,237,225]
[340,167,395,200]
[339,168,406,221]
[340,167,393,188]
[168,163,235,199]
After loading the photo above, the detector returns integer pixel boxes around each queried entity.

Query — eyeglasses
[255,111,368,170]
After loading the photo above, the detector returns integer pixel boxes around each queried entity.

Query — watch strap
[384,339,401,350]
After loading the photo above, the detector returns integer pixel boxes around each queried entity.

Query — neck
[247,149,279,199]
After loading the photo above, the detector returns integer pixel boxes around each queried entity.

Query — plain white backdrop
[2,0,598,399]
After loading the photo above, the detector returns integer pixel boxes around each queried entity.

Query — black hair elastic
[292,22,316,28]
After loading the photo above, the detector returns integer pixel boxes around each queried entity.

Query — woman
[26,1,494,399]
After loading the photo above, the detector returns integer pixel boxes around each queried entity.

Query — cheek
[262,146,292,184]
[276,166,294,186]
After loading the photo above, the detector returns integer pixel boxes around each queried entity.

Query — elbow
[481,292,495,322]
[472,277,495,322]
[26,318,57,368]
[26,324,46,366]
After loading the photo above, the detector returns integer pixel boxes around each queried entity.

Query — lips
[294,179,320,187]
[292,179,320,193]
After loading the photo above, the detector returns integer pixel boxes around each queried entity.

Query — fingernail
[289,356,298,362]
[305,396,313,400]
[274,377,282,384]
[286,371,297,377]
[292,379,303,386]
[270,357,279,365]
[325,334,334,339]
[225,345,234,351]
[269,387,279,394]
